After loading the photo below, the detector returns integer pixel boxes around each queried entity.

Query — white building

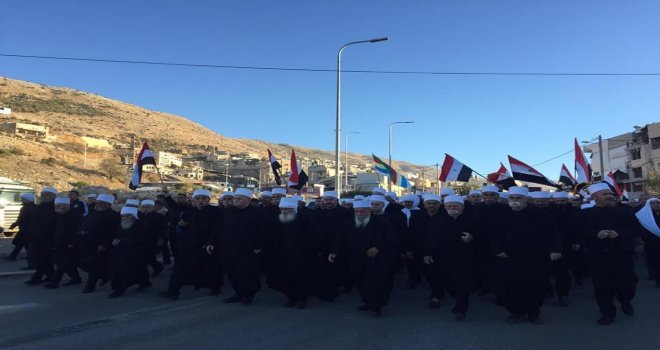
[157,151,183,168]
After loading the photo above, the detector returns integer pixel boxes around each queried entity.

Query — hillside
[0,76,425,191]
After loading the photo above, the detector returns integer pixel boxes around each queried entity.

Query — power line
[2,53,660,76]
[532,149,573,167]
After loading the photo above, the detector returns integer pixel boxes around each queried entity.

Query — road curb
[0,270,34,278]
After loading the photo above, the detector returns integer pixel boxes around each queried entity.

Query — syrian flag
[439,154,473,182]
[267,149,283,186]
[287,149,308,190]
[575,138,592,184]
[622,184,630,201]
[508,155,560,188]
[559,163,577,187]
[487,163,517,189]
[372,154,411,188]
[604,171,623,197]
[129,143,157,190]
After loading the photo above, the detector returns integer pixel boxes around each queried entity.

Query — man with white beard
[108,207,151,298]
[330,200,398,317]
[266,198,320,309]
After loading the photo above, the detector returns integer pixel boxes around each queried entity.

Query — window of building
[631,148,641,160]
[652,137,660,150]
[632,167,643,178]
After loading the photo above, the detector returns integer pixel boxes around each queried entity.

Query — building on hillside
[174,166,204,181]
[157,151,183,168]
[81,136,113,150]
[0,122,49,138]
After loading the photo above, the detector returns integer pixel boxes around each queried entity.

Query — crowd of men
[4,182,660,326]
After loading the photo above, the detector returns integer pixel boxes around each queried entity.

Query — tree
[99,158,124,180]
[646,171,660,194]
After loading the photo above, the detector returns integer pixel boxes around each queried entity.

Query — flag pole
[472,170,489,181]
[155,164,165,187]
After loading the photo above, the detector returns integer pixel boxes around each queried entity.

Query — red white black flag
[439,154,473,182]
[129,143,157,190]
[604,171,623,197]
[575,138,592,184]
[287,149,308,190]
[559,163,577,187]
[508,155,559,188]
[267,149,283,186]
[487,163,517,189]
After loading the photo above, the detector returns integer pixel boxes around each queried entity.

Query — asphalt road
[0,238,659,350]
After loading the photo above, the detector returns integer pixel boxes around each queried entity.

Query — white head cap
[125,199,140,206]
[323,191,339,199]
[96,194,115,204]
[370,194,387,204]
[354,195,365,200]
[234,188,254,198]
[423,194,442,202]
[385,191,397,200]
[261,191,272,198]
[508,186,529,197]
[87,193,97,199]
[402,194,417,202]
[279,197,299,209]
[353,200,371,209]
[482,185,499,193]
[588,182,611,195]
[120,206,139,219]
[340,198,354,204]
[372,187,386,195]
[141,199,155,206]
[20,193,35,202]
[221,192,234,199]
[530,191,550,199]
[272,188,287,196]
[440,188,455,196]
[468,189,482,196]
[444,195,464,205]
[54,197,70,205]
[41,187,57,194]
[192,189,212,198]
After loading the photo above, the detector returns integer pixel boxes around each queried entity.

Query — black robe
[110,221,150,291]
[312,206,352,300]
[27,201,57,280]
[10,202,36,247]
[76,208,121,281]
[53,210,83,267]
[641,211,660,284]
[213,205,264,298]
[334,215,399,310]
[266,213,321,301]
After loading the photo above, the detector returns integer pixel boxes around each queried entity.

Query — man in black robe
[579,182,640,325]
[547,192,579,305]
[311,191,352,301]
[68,189,88,218]
[108,207,151,298]
[406,194,446,307]
[139,200,166,277]
[159,189,220,300]
[492,187,561,324]
[162,189,189,260]
[44,198,83,289]
[208,188,263,305]
[266,197,320,309]
[330,200,398,317]
[5,193,36,264]
[77,194,121,293]
[25,187,58,285]
[423,195,479,320]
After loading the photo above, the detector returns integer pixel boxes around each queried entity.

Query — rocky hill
[0,76,425,191]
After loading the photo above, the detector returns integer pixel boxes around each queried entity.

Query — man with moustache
[44,197,83,289]
[25,187,58,285]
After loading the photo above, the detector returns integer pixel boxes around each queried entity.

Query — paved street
[1,238,659,350]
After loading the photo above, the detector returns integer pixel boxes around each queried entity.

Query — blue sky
[2,0,659,177]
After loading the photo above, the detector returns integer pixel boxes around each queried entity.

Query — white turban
[372,187,386,195]
[423,194,442,202]
[468,190,482,196]
[272,188,287,196]
[120,206,139,219]
[588,182,611,195]
[353,200,371,209]
[279,197,299,209]
[482,185,499,194]
[221,192,234,199]
[41,187,57,194]
[192,189,212,198]
[54,197,70,205]
[530,191,550,199]
[370,194,387,204]
[125,199,140,206]
[234,188,254,198]
[20,193,35,202]
[141,199,155,206]
[96,194,115,204]
[508,186,529,197]
[261,191,272,198]
[444,195,464,205]
[354,195,365,200]
[440,188,455,196]
[385,191,397,200]
[87,193,97,199]
[323,191,339,199]
[636,198,660,237]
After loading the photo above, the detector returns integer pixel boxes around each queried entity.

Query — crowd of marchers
[4,182,660,326]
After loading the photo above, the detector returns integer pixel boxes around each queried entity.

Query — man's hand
[254,249,263,255]
[178,220,189,227]
[423,256,434,265]
[550,252,562,261]
[206,245,214,254]
[461,232,473,243]
[328,254,336,263]
[597,230,610,239]
[112,239,120,247]
[366,247,379,257]
[608,230,619,239]
[571,244,581,251]
[496,252,508,258]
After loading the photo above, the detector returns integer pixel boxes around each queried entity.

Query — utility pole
[435,163,440,194]
[598,134,605,181]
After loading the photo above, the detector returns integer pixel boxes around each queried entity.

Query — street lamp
[335,37,389,197]
[388,121,414,190]
[344,131,361,190]
[582,135,605,181]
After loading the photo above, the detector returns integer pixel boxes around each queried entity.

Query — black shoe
[62,279,82,286]
[506,314,525,324]
[597,314,615,325]
[528,315,543,324]
[283,300,296,308]
[368,309,381,317]
[24,279,42,286]
[296,300,307,309]
[81,287,95,294]
[108,290,124,298]
[151,265,164,277]
[223,295,241,304]
[209,287,222,296]
[357,304,370,311]
[241,295,254,305]
[136,281,152,291]
[557,296,568,307]
[428,299,441,309]
[157,291,179,300]
[43,282,59,289]
[620,302,634,316]
[453,311,466,320]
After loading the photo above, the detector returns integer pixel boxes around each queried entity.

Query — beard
[355,215,371,229]
[120,220,135,230]
[278,212,297,224]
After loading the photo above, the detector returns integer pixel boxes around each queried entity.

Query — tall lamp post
[344,131,361,190]
[335,37,389,197]
[388,121,414,190]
